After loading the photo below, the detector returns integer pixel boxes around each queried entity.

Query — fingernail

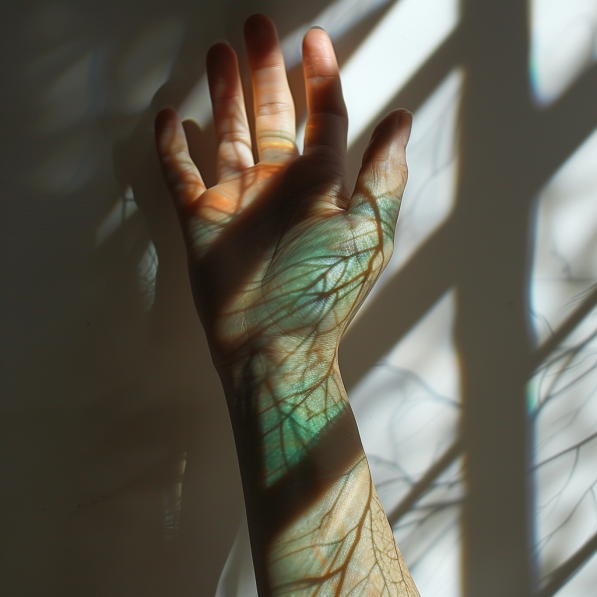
[309,25,326,31]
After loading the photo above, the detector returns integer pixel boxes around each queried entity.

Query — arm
[220,348,420,596]
[155,14,418,596]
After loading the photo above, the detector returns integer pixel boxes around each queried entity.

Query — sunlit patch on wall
[116,18,184,113]
[387,68,462,273]
[215,512,258,597]
[294,0,460,153]
[530,307,597,595]
[530,125,597,345]
[530,120,597,593]
[529,0,597,106]
[280,0,394,70]
[342,0,459,147]
[549,557,597,597]
[356,67,462,314]
[351,289,462,597]
[394,455,462,597]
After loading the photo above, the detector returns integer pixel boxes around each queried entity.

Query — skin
[155,14,418,597]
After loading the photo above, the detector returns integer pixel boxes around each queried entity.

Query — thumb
[348,109,412,244]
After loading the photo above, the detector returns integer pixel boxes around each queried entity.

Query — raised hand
[156,15,411,367]
[155,14,417,597]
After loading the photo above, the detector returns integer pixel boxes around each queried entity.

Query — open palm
[155,15,412,366]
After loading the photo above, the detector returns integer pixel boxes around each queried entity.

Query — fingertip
[206,41,240,94]
[366,109,412,157]
[244,13,277,43]
[244,13,282,66]
[350,111,410,224]
[377,108,411,133]
[244,13,274,30]
[155,107,179,150]
[206,41,234,64]
[304,25,329,42]
[302,27,339,83]
[155,106,176,128]
[394,109,413,147]
[302,25,333,55]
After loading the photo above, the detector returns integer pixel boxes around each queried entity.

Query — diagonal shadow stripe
[387,437,464,527]
[341,218,457,391]
[536,530,597,597]
[531,64,597,191]
[531,283,597,373]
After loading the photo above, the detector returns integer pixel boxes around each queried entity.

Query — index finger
[302,28,348,162]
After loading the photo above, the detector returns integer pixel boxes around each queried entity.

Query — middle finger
[244,14,297,162]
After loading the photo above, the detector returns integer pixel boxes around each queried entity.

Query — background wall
[2,1,597,596]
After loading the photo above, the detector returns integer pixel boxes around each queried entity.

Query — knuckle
[220,131,252,146]
[255,101,292,117]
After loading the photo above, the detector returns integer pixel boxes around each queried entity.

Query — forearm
[218,345,420,597]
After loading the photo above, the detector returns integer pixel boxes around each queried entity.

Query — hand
[155,18,418,595]
[155,14,412,371]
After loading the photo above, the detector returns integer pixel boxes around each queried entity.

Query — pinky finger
[155,108,206,211]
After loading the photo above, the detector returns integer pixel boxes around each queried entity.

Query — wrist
[212,335,340,395]
[214,339,347,487]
